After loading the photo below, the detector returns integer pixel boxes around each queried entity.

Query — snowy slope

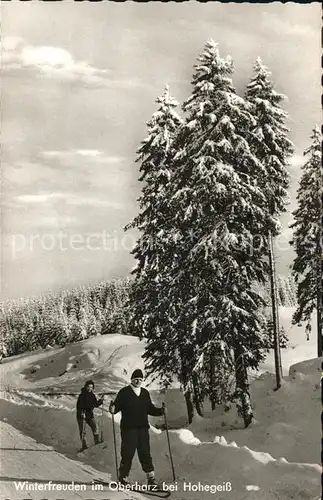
[0,308,321,500]
[0,420,143,500]
[0,334,150,394]
[1,395,320,500]
[189,359,321,465]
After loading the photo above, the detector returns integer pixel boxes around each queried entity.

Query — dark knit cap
[84,379,95,388]
[131,369,144,380]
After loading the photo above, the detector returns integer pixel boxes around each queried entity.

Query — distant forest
[0,275,296,357]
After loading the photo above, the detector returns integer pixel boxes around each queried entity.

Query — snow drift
[0,308,321,500]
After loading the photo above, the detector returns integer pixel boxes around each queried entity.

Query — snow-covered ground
[255,307,319,376]
[0,421,126,500]
[0,307,321,500]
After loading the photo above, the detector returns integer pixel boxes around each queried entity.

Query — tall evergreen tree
[290,127,323,356]
[168,41,275,426]
[245,58,294,388]
[125,86,183,390]
[245,58,294,215]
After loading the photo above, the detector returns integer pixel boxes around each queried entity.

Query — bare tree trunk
[316,292,322,357]
[234,343,253,428]
[192,371,204,417]
[179,346,195,424]
[268,230,283,389]
[209,351,216,411]
[316,235,323,357]
[184,389,194,425]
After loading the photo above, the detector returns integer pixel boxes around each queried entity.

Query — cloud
[0,37,149,90]
[1,36,24,51]
[260,12,316,37]
[67,196,123,209]
[15,192,68,204]
[2,150,130,227]
[289,155,304,168]
[31,215,78,228]
[14,191,124,210]
[40,149,125,165]
[22,46,74,67]
[75,150,102,157]
[1,37,109,86]
[39,150,131,193]
[288,154,304,183]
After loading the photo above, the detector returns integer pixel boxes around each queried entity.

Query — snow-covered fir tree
[125,86,183,390]
[290,127,323,356]
[168,41,276,426]
[245,58,294,218]
[245,58,294,387]
[0,280,131,356]
[263,318,288,349]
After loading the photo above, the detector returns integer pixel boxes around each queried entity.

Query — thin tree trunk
[316,291,322,357]
[234,343,253,428]
[179,348,195,424]
[209,350,216,411]
[184,389,194,425]
[192,371,204,417]
[316,236,323,357]
[268,230,283,389]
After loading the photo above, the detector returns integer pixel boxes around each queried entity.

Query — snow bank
[190,359,321,465]
[289,356,321,378]
[0,396,320,500]
[175,429,201,445]
[0,309,320,500]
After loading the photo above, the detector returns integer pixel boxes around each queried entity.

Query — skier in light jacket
[76,379,104,450]
[109,369,164,487]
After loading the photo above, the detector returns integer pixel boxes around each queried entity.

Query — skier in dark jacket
[76,379,104,451]
[109,369,165,487]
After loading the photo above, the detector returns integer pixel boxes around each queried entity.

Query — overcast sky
[1,2,321,300]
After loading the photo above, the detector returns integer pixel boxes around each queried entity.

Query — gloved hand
[162,402,167,416]
[109,401,115,414]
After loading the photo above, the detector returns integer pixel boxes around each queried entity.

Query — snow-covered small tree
[286,275,297,307]
[245,58,294,387]
[264,318,288,349]
[290,127,323,356]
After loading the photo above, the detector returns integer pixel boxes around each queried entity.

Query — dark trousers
[119,428,154,479]
[77,416,98,444]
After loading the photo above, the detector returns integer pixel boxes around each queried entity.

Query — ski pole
[100,399,104,443]
[81,411,86,446]
[163,403,176,481]
[110,402,119,479]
